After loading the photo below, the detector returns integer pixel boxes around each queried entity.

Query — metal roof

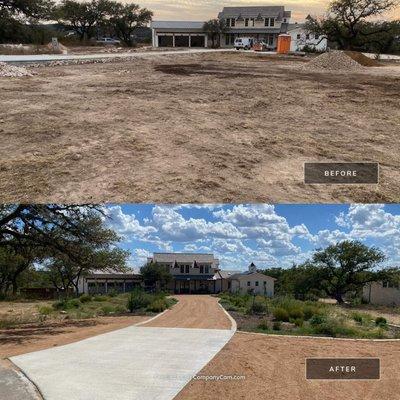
[151,21,205,29]
[218,6,291,20]
[152,252,217,263]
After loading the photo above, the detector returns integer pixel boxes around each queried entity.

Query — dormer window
[265,18,275,27]
[226,18,235,27]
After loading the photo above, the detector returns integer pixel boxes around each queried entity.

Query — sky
[102,204,400,271]
[124,0,399,22]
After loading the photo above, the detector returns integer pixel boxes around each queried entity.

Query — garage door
[175,35,189,47]
[158,35,173,47]
[191,35,205,48]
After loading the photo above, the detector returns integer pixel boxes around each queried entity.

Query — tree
[56,0,113,40]
[0,0,54,43]
[0,205,128,296]
[140,262,172,291]
[305,0,399,50]
[108,2,152,47]
[203,19,227,48]
[311,240,387,303]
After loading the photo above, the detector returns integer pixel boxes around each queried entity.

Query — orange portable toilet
[277,34,291,54]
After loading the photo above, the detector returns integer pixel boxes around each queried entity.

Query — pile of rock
[0,62,33,77]
[301,51,364,72]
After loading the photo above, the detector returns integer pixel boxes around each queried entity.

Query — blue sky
[103,204,400,271]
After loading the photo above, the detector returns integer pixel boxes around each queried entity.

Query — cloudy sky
[103,204,400,271]
[126,0,399,22]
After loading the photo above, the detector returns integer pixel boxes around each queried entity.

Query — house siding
[363,282,400,306]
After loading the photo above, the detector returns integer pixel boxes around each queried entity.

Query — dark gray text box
[304,163,379,184]
[306,358,380,380]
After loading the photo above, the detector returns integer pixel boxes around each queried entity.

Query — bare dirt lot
[143,295,232,330]
[0,52,399,203]
[176,332,400,400]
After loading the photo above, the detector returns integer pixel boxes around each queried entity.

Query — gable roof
[218,6,291,21]
[229,271,276,281]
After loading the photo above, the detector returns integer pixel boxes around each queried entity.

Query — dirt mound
[344,51,381,66]
[0,62,32,77]
[301,51,364,71]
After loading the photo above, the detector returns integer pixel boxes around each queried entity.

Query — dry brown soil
[143,295,232,330]
[0,52,399,203]
[0,315,147,359]
[176,332,400,400]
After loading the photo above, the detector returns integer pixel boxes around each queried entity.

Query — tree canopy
[203,19,228,48]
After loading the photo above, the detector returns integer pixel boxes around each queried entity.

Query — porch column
[105,280,108,294]
[205,35,208,48]
[189,34,191,48]
[173,34,176,47]
[123,281,126,293]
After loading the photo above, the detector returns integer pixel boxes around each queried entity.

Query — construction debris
[0,62,33,77]
[301,51,364,71]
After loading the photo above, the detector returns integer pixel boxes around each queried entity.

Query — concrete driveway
[0,48,234,63]
[9,296,235,400]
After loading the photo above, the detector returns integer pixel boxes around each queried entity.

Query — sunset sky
[123,0,399,22]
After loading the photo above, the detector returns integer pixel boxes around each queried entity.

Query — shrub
[249,298,267,314]
[303,305,320,321]
[53,298,80,310]
[127,289,151,312]
[68,298,81,308]
[351,312,364,324]
[273,307,290,322]
[79,294,92,303]
[53,299,68,310]
[101,305,115,315]
[147,299,167,313]
[375,317,387,327]
[309,314,327,326]
[258,320,269,330]
[38,305,53,316]
[108,290,118,298]
[93,295,108,302]
[288,307,304,320]
[273,321,281,331]
[291,318,304,327]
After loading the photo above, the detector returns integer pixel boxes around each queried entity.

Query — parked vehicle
[96,37,121,45]
[234,37,254,50]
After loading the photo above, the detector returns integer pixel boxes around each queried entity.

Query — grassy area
[0,291,177,329]
[219,293,400,339]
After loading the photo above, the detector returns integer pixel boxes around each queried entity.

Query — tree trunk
[334,292,344,304]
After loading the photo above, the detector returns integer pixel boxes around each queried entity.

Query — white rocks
[0,62,33,77]
[301,51,364,72]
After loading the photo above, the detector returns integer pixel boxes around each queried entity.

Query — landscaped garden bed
[219,293,400,339]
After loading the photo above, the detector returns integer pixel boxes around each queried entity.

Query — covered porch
[173,275,217,294]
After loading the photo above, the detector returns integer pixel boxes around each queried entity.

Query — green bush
[68,298,81,308]
[273,321,281,331]
[79,294,92,303]
[291,318,304,327]
[258,320,269,330]
[53,298,80,310]
[101,305,115,315]
[147,299,167,313]
[127,289,151,312]
[93,295,108,302]
[375,317,387,327]
[38,305,53,315]
[288,307,304,320]
[303,305,320,320]
[309,314,327,326]
[249,298,267,314]
[351,312,364,324]
[108,290,118,298]
[273,307,290,322]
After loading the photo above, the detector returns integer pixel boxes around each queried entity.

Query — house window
[185,265,189,274]
[180,265,184,274]
[245,18,249,27]
[306,34,310,40]
[270,18,274,27]
[205,266,209,274]
[297,33,301,39]
[226,18,235,27]
[255,281,259,286]
[283,18,287,23]
[251,18,255,27]
[247,281,250,286]
[315,34,320,40]
[200,265,204,273]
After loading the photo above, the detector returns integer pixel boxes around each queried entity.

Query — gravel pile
[0,62,33,77]
[301,51,364,71]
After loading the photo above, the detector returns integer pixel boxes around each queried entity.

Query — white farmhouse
[287,22,327,52]
[229,262,275,296]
